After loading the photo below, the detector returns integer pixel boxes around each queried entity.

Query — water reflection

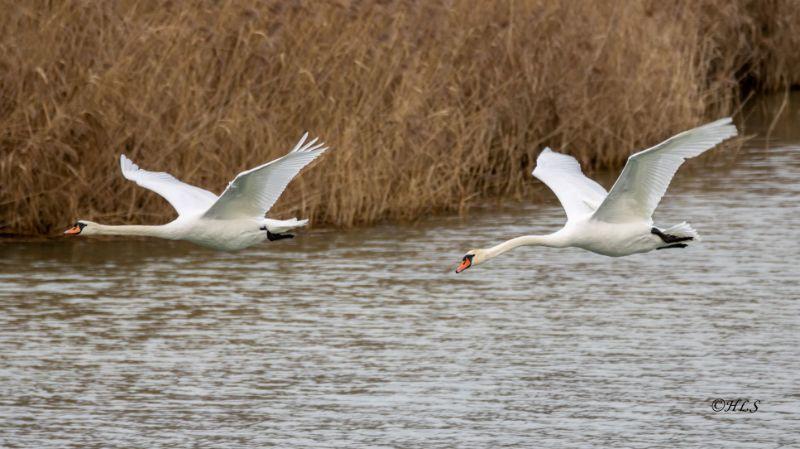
[1,102,799,447]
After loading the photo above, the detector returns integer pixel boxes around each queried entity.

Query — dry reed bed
[1,0,799,235]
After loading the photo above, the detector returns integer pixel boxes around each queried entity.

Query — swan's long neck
[485,233,567,260]
[89,223,176,239]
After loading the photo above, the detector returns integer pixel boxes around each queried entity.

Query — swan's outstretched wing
[532,148,608,221]
[202,133,328,219]
[592,118,737,223]
[120,155,218,216]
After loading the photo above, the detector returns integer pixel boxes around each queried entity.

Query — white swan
[455,118,738,273]
[64,133,328,251]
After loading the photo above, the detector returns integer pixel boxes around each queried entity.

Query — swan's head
[64,220,91,236]
[455,249,486,273]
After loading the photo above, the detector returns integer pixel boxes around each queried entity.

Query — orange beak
[64,225,82,235]
[455,257,472,273]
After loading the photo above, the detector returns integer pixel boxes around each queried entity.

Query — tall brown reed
[1,0,798,235]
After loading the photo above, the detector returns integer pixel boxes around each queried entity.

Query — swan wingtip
[119,153,140,176]
[710,116,734,128]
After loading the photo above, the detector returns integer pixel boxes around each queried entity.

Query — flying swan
[64,133,328,251]
[455,118,738,273]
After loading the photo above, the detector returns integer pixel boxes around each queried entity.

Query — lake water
[1,102,799,447]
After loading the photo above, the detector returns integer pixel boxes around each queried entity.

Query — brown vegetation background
[2,0,799,235]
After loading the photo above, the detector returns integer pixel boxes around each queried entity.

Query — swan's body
[456,118,738,272]
[65,133,328,251]
[73,217,301,251]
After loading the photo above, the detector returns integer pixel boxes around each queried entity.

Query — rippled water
[2,107,799,447]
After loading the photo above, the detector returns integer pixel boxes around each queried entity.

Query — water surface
[1,106,799,447]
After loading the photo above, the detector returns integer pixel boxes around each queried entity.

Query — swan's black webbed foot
[651,227,694,244]
[259,226,294,241]
[657,243,688,250]
[267,230,294,241]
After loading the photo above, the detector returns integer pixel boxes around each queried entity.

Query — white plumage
[456,118,737,272]
[119,154,218,216]
[66,133,329,251]
[593,118,737,222]
[532,147,608,220]
[203,133,327,219]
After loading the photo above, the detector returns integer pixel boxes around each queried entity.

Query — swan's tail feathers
[664,222,701,242]
[262,218,309,234]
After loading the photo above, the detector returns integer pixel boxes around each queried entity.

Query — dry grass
[1,0,799,235]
